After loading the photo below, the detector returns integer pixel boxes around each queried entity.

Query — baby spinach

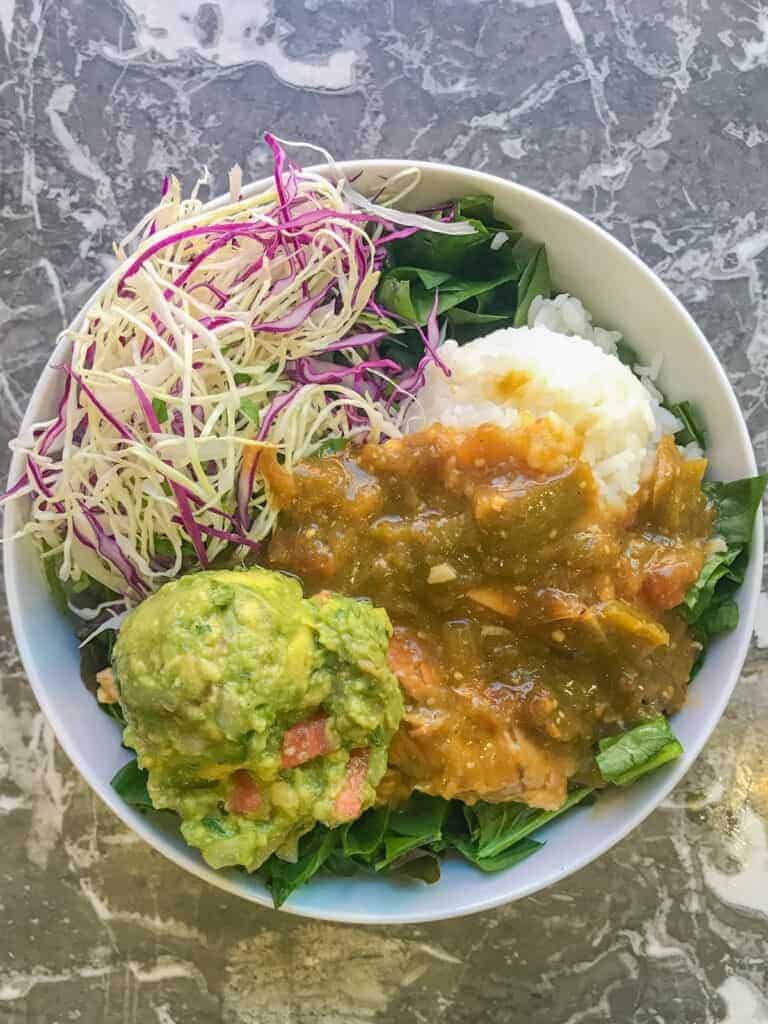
[511,242,550,327]
[461,786,593,863]
[390,850,442,883]
[111,759,153,809]
[375,792,449,869]
[341,805,390,858]
[666,400,707,449]
[452,835,543,873]
[262,826,338,908]
[596,717,683,786]
[375,193,551,343]
[387,215,493,276]
[682,474,767,647]
[42,547,120,618]
[703,475,768,547]
[377,266,518,326]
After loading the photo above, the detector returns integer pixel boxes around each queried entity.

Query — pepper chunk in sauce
[265,422,714,811]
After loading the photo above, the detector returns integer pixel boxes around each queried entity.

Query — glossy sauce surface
[265,422,713,809]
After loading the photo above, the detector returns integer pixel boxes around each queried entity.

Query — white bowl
[4,161,761,924]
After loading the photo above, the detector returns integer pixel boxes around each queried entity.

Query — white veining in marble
[0,1,766,1021]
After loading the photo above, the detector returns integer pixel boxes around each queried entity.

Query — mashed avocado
[112,568,403,871]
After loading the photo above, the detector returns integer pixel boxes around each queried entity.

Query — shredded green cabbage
[8,159,426,597]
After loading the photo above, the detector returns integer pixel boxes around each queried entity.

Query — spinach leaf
[324,847,362,877]
[388,217,491,276]
[41,549,124,710]
[377,275,420,322]
[596,717,683,786]
[375,193,546,350]
[79,626,121,718]
[153,536,197,562]
[111,759,153,809]
[262,826,338,908]
[703,476,767,547]
[454,195,497,226]
[390,850,442,883]
[697,598,739,635]
[375,792,448,869]
[444,306,510,327]
[513,243,551,327]
[454,195,521,238]
[41,547,120,617]
[342,805,390,859]
[453,836,543,872]
[406,268,455,290]
[682,474,767,644]
[353,309,403,335]
[461,787,593,862]
[667,400,707,449]
[79,629,111,680]
[681,546,741,627]
[379,330,425,369]
[377,267,518,326]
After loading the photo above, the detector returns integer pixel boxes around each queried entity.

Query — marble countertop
[1,1,767,1021]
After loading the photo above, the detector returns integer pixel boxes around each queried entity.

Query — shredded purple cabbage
[0,471,31,504]
[65,367,135,442]
[5,132,457,600]
[286,357,401,388]
[77,502,148,597]
[254,288,331,333]
[130,376,210,569]
[27,458,53,499]
[38,369,72,457]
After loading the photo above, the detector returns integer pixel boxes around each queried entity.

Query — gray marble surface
[1,1,767,1021]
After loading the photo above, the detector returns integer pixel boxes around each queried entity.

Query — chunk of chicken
[386,628,574,810]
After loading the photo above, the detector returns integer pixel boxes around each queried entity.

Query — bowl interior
[4,161,761,924]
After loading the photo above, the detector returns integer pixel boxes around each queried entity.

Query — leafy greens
[111,702,685,909]
[376,194,552,358]
[596,717,683,786]
[111,759,152,809]
[681,474,767,648]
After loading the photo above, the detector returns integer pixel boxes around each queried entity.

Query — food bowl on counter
[3,154,762,924]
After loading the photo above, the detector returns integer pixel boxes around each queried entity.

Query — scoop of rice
[527,292,623,355]
[529,294,690,451]
[404,326,657,505]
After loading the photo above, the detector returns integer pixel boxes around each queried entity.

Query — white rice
[405,322,662,506]
[528,292,622,356]
[529,294,694,453]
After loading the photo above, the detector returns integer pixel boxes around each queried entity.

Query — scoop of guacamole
[112,568,403,871]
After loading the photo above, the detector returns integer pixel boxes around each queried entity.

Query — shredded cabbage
[4,138,457,599]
